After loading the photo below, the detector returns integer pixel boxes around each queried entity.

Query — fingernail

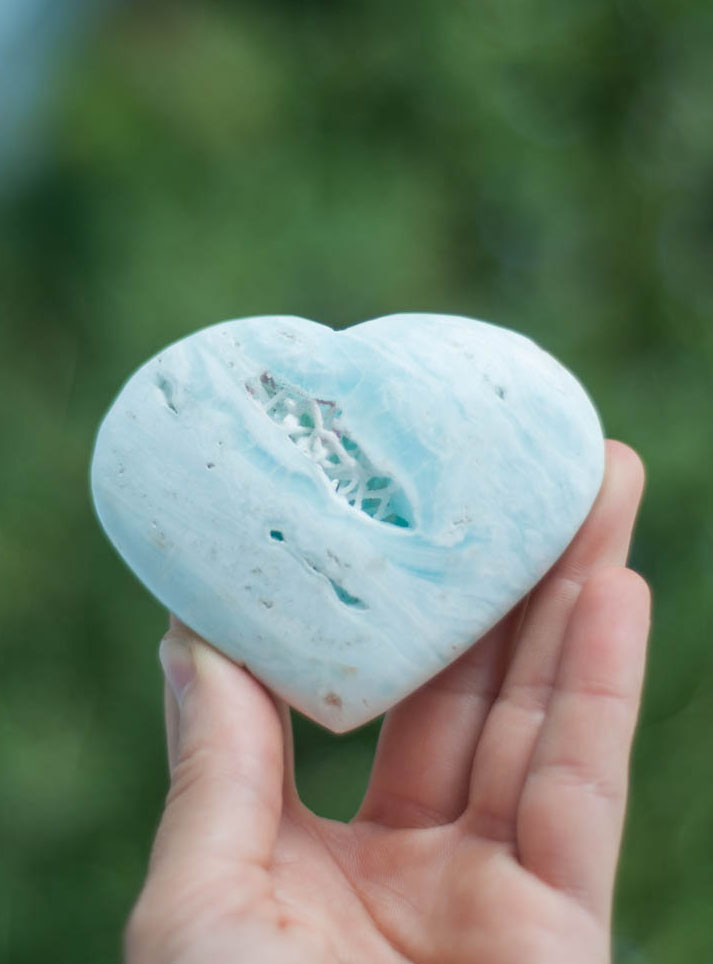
[159,635,195,704]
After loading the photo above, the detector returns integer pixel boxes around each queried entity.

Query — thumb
[148,619,285,895]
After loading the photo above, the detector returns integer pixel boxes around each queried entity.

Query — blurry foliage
[0,0,712,961]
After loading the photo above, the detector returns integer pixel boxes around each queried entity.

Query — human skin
[126,440,651,964]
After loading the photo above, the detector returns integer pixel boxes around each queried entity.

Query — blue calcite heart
[91,314,604,732]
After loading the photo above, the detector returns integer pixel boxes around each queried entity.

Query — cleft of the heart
[90,313,604,731]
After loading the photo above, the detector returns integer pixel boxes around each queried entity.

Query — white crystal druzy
[91,314,605,731]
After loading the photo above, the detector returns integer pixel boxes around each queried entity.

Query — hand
[126,440,650,964]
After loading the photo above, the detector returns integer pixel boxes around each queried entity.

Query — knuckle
[165,745,212,808]
[627,568,652,604]
[539,756,624,807]
[586,564,649,601]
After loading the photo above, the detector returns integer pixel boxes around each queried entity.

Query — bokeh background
[1,0,712,961]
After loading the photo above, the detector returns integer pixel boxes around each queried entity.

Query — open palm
[127,441,650,964]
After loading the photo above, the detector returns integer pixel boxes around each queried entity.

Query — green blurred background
[1,0,712,961]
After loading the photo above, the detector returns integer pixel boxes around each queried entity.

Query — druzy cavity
[246,370,412,528]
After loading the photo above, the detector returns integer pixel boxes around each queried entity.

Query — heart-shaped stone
[91,314,604,732]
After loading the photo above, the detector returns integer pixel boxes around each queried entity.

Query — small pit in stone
[267,529,367,609]
[328,579,367,609]
[155,374,178,414]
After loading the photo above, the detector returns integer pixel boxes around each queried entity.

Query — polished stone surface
[91,314,605,731]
